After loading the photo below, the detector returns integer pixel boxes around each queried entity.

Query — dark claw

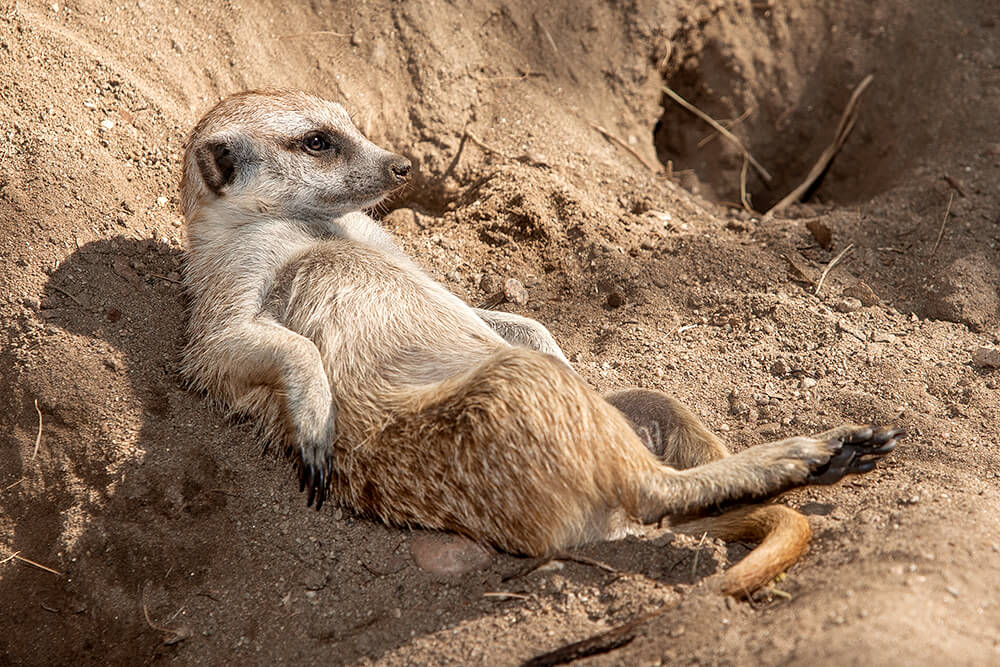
[299,461,307,493]
[306,465,317,507]
[314,467,327,511]
[808,425,904,486]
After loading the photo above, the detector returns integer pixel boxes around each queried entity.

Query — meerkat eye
[302,132,333,154]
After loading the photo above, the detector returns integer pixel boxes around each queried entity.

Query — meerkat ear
[194,137,239,194]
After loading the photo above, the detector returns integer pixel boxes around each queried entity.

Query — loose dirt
[2,0,999,664]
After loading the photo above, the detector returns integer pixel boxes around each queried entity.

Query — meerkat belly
[275,239,506,425]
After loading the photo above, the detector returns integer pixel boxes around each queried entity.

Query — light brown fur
[180,89,900,595]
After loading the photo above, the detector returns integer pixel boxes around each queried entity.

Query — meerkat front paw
[290,395,337,510]
[806,426,903,485]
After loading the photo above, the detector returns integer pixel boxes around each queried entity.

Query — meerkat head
[181,89,411,223]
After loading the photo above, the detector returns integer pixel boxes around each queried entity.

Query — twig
[763,75,874,221]
[31,399,42,461]
[50,285,84,307]
[476,291,506,310]
[142,583,191,645]
[504,553,620,582]
[590,123,659,173]
[465,130,513,159]
[814,243,855,296]
[0,551,19,566]
[522,605,673,667]
[149,273,183,285]
[551,553,619,574]
[483,591,529,600]
[662,85,772,183]
[3,478,23,492]
[766,586,793,600]
[4,551,62,576]
[697,107,753,148]
[941,175,966,198]
[277,30,351,39]
[691,531,708,580]
[931,192,955,256]
[739,154,754,213]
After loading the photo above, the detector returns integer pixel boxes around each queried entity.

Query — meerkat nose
[389,156,411,182]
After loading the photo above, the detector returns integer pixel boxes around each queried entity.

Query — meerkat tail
[674,504,812,597]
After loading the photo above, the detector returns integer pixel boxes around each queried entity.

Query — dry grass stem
[590,123,659,173]
[763,74,874,221]
[697,107,753,148]
[814,243,855,296]
[931,192,955,256]
[465,130,517,161]
[51,284,84,306]
[739,154,754,213]
[277,30,350,39]
[3,551,63,576]
[31,399,42,461]
[662,85,772,183]
[483,591,529,600]
[691,531,708,580]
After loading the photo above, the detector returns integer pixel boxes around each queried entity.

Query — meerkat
[179,89,902,596]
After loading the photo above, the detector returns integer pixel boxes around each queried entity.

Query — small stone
[171,39,184,54]
[972,346,1000,369]
[770,359,790,376]
[843,281,880,306]
[799,377,817,389]
[946,586,959,598]
[606,291,625,308]
[156,196,168,207]
[410,533,492,576]
[479,273,501,294]
[834,296,863,313]
[22,297,40,311]
[99,118,114,131]
[503,278,528,305]
[350,31,362,47]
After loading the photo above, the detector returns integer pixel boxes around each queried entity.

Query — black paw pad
[809,426,904,485]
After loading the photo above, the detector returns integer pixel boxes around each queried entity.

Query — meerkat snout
[388,156,411,182]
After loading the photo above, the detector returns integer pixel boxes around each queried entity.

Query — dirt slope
[2,0,999,664]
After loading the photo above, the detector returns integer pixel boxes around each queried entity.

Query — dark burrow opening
[652,0,951,213]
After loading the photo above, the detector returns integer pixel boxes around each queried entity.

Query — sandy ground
[2,0,999,664]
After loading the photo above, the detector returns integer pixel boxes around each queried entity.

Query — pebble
[410,533,492,576]
[100,118,114,131]
[503,278,528,305]
[834,296,863,313]
[606,290,625,308]
[972,346,1000,369]
[799,377,817,389]
[156,196,168,207]
[479,273,501,294]
[843,281,880,307]
[770,359,790,376]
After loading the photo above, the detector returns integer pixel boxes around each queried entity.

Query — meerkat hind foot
[806,426,904,485]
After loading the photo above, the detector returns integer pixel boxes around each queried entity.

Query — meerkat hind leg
[604,388,729,468]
